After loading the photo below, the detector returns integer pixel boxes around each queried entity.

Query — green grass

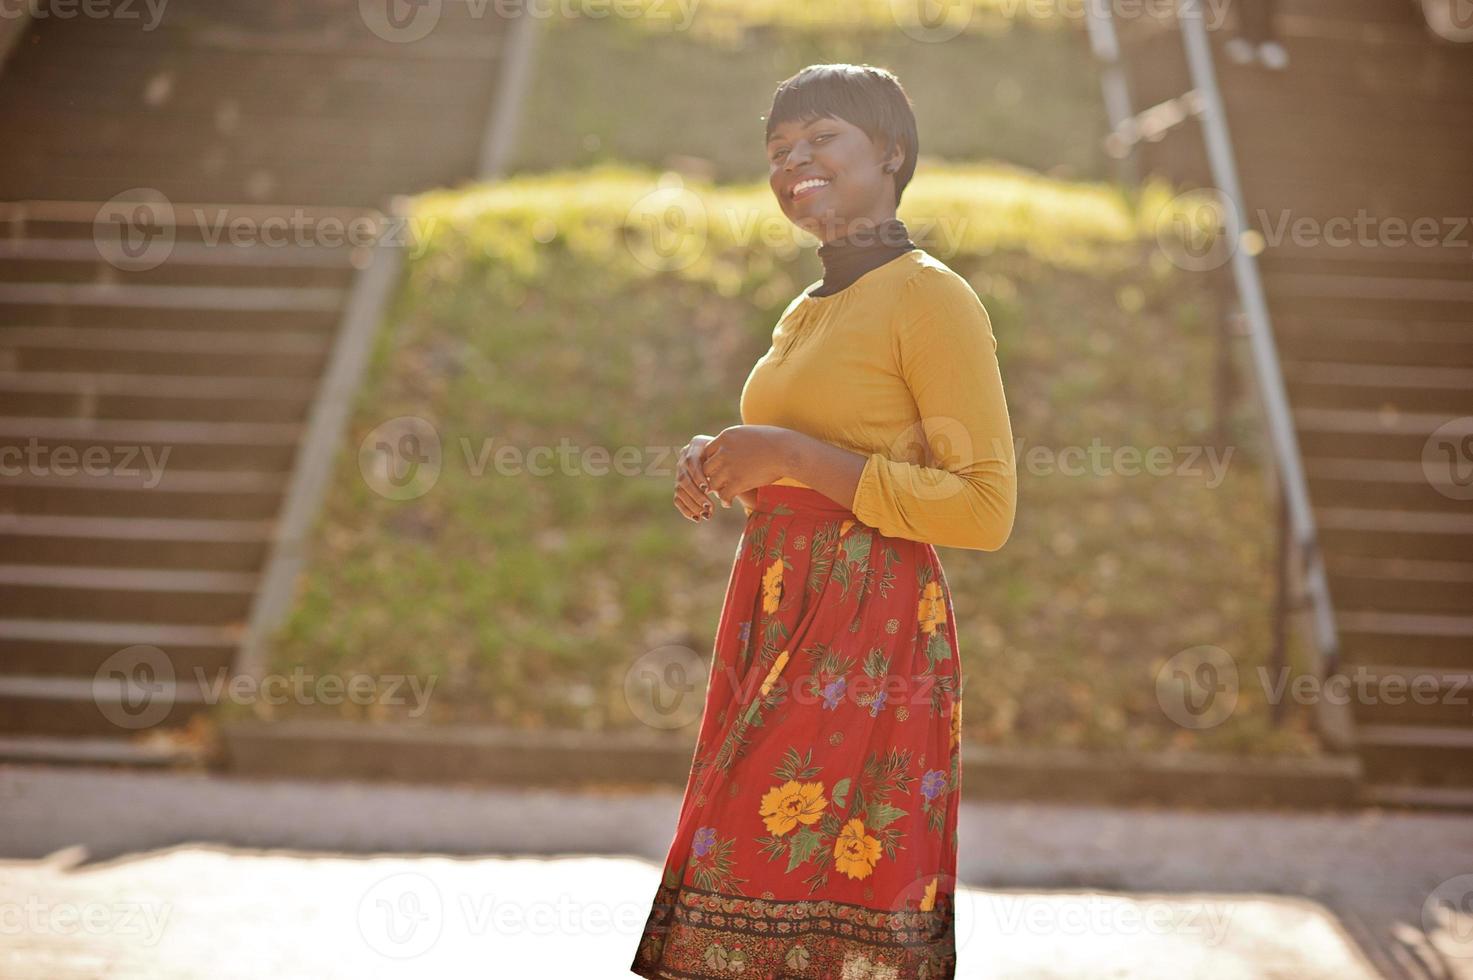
[508,12,1110,183]
[260,164,1321,758]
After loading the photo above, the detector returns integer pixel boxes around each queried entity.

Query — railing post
[1083,0,1139,183]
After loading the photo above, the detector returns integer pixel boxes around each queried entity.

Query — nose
[783,140,813,171]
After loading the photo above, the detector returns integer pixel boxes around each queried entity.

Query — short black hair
[763,64,919,206]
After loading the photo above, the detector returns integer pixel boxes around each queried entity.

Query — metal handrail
[1082,0,1344,689]
[1174,0,1341,680]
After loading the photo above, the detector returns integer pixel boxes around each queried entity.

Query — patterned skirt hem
[630,881,957,979]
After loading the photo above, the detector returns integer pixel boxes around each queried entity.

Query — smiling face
[766,114,905,244]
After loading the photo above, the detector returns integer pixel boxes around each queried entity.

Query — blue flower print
[692,826,716,858]
[921,769,948,802]
[821,677,846,710]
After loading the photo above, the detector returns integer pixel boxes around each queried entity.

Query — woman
[632,64,1016,980]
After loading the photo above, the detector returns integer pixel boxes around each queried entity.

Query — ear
[882,138,905,176]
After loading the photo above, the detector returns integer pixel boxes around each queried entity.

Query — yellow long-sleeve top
[739,248,1017,552]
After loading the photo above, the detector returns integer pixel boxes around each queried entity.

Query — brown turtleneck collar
[807,217,917,298]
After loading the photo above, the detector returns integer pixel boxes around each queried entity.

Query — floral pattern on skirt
[632,484,964,979]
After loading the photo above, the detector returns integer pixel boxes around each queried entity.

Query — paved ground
[0,763,1470,979]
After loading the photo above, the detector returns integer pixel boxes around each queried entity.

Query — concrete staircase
[0,1,526,764]
[1102,0,1473,807]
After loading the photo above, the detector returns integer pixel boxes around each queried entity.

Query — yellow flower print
[759,649,790,698]
[839,519,855,537]
[917,580,946,635]
[920,877,938,912]
[834,818,882,880]
[758,779,827,836]
[762,559,784,614]
[950,698,963,749]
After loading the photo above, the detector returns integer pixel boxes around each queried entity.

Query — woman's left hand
[700,425,791,507]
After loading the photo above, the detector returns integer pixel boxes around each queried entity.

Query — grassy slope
[511,11,1109,183]
[261,165,1320,757]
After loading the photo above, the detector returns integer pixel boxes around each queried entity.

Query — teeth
[792,178,829,198]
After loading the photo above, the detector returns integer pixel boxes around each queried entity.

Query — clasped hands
[674,425,789,522]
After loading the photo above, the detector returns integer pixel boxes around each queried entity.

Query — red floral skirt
[631,483,964,980]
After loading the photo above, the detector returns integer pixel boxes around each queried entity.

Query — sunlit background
[0,1,1470,977]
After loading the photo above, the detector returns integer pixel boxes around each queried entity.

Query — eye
[770,148,788,162]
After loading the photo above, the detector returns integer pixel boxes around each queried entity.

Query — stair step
[1356,724,1473,750]
[0,282,345,312]
[1340,611,1473,639]
[0,388,309,423]
[0,344,327,377]
[0,369,317,399]
[0,563,256,590]
[0,326,331,355]
[1296,408,1470,459]
[0,258,353,290]
[0,672,212,703]
[0,672,214,736]
[1285,361,1473,413]
[1355,724,1473,787]
[0,469,286,519]
[0,236,360,269]
[0,514,270,570]
[0,416,301,469]
[0,733,206,766]
[1306,458,1473,512]
[0,563,256,625]
[1338,609,1473,670]
[1319,508,1473,535]
[1358,782,1473,811]
[0,617,239,647]
[0,616,238,677]
[1277,319,1473,367]
[0,304,337,332]
[1329,569,1473,615]
[1346,663,1473,726]
[1267,272,1473,304]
